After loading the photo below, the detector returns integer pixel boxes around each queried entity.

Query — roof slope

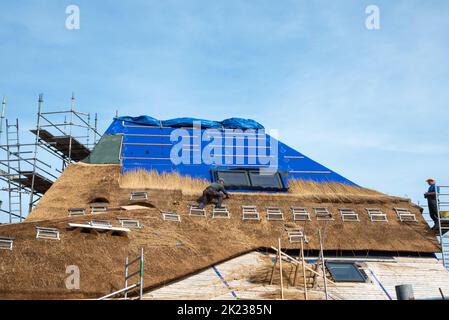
[101,118,355,185]
[27,163,438,253]
[0,163,438,299]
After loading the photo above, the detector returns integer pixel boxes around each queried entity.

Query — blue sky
[0,0,448,221]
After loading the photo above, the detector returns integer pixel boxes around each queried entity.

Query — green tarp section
[82,134,122,164]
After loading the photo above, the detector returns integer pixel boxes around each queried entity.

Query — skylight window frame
[248,171,284,189]
[215,170,251,188]
[212,169,286,191]
[325,261,368,283]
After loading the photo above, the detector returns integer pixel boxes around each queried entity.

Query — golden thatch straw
[119,170,209,195]
[119,170,383,198]
[287,179,381,197]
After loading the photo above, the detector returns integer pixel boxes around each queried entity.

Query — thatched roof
[27,163,437,253]
[0,163,439,299]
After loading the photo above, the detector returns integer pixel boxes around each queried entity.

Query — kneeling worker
[198,179,230,209]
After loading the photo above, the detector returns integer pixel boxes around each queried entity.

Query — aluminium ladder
[5,119,23,223]
[436,185,449,269]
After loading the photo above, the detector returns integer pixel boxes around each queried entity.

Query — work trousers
[199,188,224,208]
[428,198,439,224]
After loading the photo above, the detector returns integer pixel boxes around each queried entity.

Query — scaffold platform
[30,129,91,161]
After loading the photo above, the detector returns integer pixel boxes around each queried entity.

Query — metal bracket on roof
[68,208,86,217]
[130,191,148,201]
[90,205,108,214]
[189,206,207,217]
[366,208,388,222]
[90,220,113,228]
[266,207,284,221]
[314,208,334,221]
[161,211,181,222]
[36,227,60,240]
[339,208,360,222]
[117,218,143,229]
[291,207,311,221]
[394,208,417,222]
[0,237,14,250]
[242,206,260,221]
[212,206,230,219]
[286,228,304,243]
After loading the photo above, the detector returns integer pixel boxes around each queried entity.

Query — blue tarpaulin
[116,115,265,130]
[103,117,357,187]
[221,118,264,130]
[161,117,222,129]
[116,116,160,126]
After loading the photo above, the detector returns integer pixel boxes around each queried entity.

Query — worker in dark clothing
[198,179,230,209]
[424,178,440,230]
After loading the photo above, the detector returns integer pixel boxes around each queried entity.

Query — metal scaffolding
[0,94,101,223]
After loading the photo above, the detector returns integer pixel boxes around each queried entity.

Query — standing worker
[424,178,440,230]
[198,179,230,209]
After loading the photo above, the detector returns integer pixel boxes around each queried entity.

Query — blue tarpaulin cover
[116,116,160,126]
[103,116,357,186]
[161,117,222,129]
[116,115,265,130]
[221,118,264,130]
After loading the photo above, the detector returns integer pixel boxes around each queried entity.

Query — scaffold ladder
[5,119,23,223]
[436,185,449,269]
[98,248,144,300]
